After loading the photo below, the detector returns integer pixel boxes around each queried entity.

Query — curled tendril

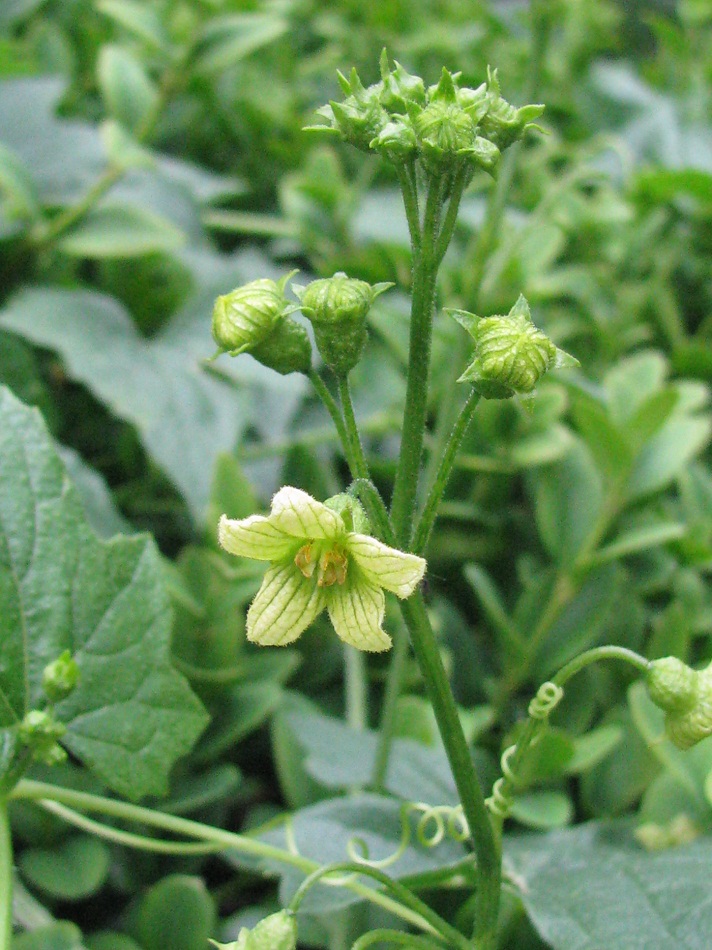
[528,681,564,719]
[486,683,565,820]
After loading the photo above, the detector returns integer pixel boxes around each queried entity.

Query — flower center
[295,543,348,587]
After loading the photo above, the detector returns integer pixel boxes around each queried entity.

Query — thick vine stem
[0,800,11,950]
[399,593,500,950]
[351,930,446,950]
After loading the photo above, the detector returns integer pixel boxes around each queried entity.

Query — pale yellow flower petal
[346,534,426,598]
[327,577,391,653]
[218,514,297,561]
[270,486,344,541]
[247,562,326,646]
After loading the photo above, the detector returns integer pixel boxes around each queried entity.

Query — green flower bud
[324,493,370,534]
[296,273,393,376]
[479,68,545,151]
[449,295,579,399]
[370,116,417,162]
[18,710,66,766]
[212,273,311,376]
[378,49,426,113]
[311,68,388,153]
[646,658,712,750]
[42,650,80,703]
[211,911,297,950]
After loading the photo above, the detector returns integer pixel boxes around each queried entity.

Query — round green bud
[646,657,698,716]
[297,273,392,376]
[371,117,417,162]
[479,68,544,151]
[212,276,293,356]
[379,51,426,113]
[451,296,578,399]
[211,911,297,950]
[212,273,311,375]
[42,650,80,703]
[414,102,477,172]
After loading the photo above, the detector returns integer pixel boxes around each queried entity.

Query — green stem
[0,800,11,950]
[390,174,445,546]
[11,781,434,936]
[338,375,371,481]
[412,391,480,555]
[308,369,352,465]
[396,163,422,250]
[352,931,446,950]
[345,644,368,732]
[399,594,500,950]
[434,163,469,267]
[289,862,469,950]
[553,646,649,688]
[370,622,409,790]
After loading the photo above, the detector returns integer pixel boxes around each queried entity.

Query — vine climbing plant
[1,43,712,950]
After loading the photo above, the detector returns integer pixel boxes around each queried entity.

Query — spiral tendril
[528,681,564,719]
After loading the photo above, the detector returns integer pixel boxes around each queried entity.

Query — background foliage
[1,0,711,948]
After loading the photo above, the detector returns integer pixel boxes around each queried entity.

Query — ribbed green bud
[212,273,311,375]
[646,658,712,750]
[479,67,545,151]
[449,295,579,399]
[42,650,80,703]
[414,101,477,172]
[18,710,66,766]
[379,49,426,113]
[210,911,297,950]
[296,273,393,376]
[324,493,370,534]
[310,68,388,152]
[370,116,417,161]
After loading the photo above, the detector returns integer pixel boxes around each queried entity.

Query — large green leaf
[507,822,712,949]
[0,387,207,798]
[0,253,306,518]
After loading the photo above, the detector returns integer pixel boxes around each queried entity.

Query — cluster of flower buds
[448,295,579,399]
[212,272,391,378]
[308,50,543,177]
[645,656,712,750]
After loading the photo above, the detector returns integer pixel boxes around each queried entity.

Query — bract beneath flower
[219,486,426,653]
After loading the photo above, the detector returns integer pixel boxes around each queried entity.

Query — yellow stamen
[318,548,348,587]
[295,544,317,578]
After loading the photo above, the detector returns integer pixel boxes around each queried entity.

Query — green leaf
[604,351,668,426]
[97,45,158,133]
[565,724,623,774]
[527,439,604,564]
[13,923,86,950]
[97,0,171,51]
[464,564,523,657]
[192,680,284,764]
[0,142,40,220]
[509,791,573,830]
[508,822,712,950]
[572,395,632,483]
[587,521,687,567]
[626,415,711,500]
[19,835,110,901]
[134,876,216,950]
[194,14,287,74]
[58,204,184,258]
[625,388,679,450]
[0,387,208,797]
[0,277,284,519]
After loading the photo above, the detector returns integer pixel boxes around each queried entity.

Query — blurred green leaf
[134,876,216,950]
[194,14,287,74]
[97,0,171,52]
[19,835,110,901]
[97,46,158,134]
[0,142,40,221]
[58,204,184,258]
[13,923,85,950]
[510,791,573,830]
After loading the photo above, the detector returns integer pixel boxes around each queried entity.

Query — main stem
[0,801,12,950]
[400,594,500,950]
[389,175,443,546]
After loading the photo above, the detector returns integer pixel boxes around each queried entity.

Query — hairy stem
[412,391,480,555]
[0,800,12,950]
[345,643,368,732]
[399,594,500,950]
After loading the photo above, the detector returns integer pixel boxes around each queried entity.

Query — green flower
[646,657,712,750]
[219,487,426,653]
